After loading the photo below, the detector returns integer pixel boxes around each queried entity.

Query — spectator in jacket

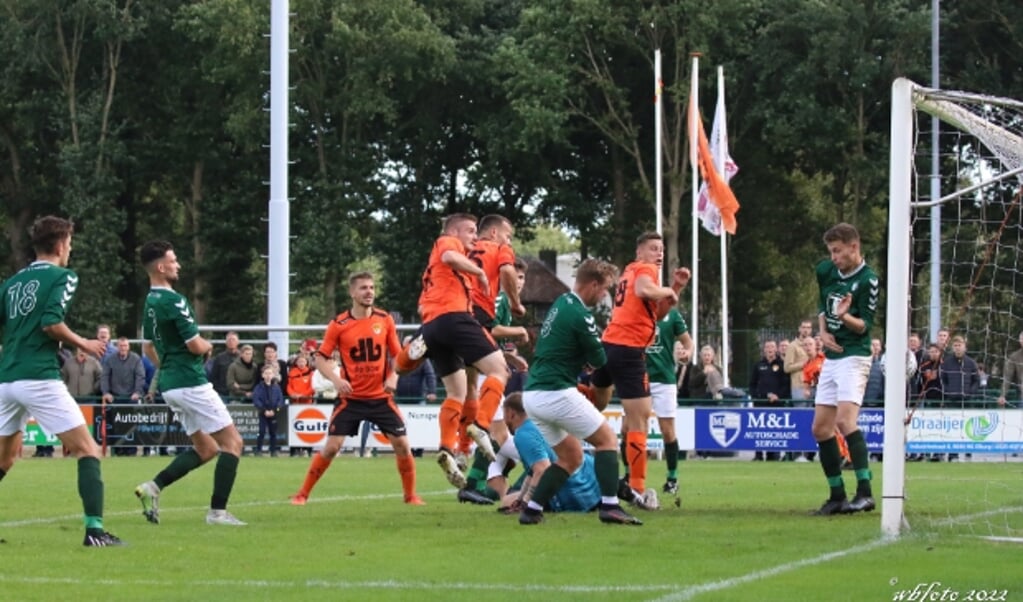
[749,339,789,461]
[62,347,102,399]
[209,331,240,398]
[940,336,979,404]
[252,364,286,456]
[226,344,258,400]
[101,337,146,456]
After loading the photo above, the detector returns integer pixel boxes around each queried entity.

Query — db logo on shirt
[290,406,330,446]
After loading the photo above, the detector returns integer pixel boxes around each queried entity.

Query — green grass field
[0,453,1019,601]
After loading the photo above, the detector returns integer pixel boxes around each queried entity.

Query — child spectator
[252,364,286,456]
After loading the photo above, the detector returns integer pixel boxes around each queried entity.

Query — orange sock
[475,375,506,431]
[298,452,334,497]
[395,345,425,374]
[457,398,479,454]
[626,431,648,492]
[439,398,463,451]
[396,453,417,498]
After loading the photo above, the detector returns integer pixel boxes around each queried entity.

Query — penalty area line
[0,573,680,594]
[0,489,457,528]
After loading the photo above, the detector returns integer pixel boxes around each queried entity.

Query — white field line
[0,489,456,528]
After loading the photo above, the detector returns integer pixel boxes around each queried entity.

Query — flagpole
[715,66,730,386]
[688,53,701,358]
[655,49,663,236]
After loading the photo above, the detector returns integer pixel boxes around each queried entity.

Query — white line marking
[646,538,894,602]
[0,573,680,594]
[978,536,1023,544]
[0,489,456,528]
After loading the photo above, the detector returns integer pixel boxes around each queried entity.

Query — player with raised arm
[592,231,689,504]
[289,271,422,506]
[811,223,880,515]
[518,258,642,525]
[0,216,122,546]
[134,240,246,526]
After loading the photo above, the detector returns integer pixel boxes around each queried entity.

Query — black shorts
[591,342,650,399]
[472,305,496,331]
[328,398,407,438]
[421,312,499,378]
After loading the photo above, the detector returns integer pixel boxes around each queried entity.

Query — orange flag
[688,94,740,234]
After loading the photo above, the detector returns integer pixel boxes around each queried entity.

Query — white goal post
[884,78,1023,537]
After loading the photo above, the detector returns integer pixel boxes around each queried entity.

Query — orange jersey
[418,235,473,323]
[602,261,660,348]
[468,239,516,318]
[286,365,315,402]
[317,308,402,400]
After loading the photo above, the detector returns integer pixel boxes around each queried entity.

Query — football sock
[394,344,425,374]
[593,449,620,499]
[210,452,239,510]
[77,457,104,528]
[298,452,333,498]
[626,431,648,492]
[466,448,488,490]
[154,449,203,489]
[457,398,479,454]
[845,429,873,496]
[837,431,851,462]
[439,398,463,451]
[475,376,505,431]
[817,436,846,500]
[396,453,417,498]
[619,438,628,474]
[665,439,679,479]
[531,464,570,507]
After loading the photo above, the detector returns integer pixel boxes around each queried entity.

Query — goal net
[884,78,1023,539]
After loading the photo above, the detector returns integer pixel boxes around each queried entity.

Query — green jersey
[816,259,878,360]
[646,308,688,384]
[0,261,79,382]
[525,292,606,391]
[494,291,511,329]
[142,286,207,391]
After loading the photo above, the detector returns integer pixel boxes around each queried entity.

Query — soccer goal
[884,78,1023,538]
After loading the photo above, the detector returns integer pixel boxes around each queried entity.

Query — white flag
[696,88,739,236]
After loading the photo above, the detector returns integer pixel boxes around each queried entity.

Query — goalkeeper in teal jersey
[517,258,642,526]
[0,216,122,546]
[811,223,880,516]
[133,240,246,527]
[639,308,693,496]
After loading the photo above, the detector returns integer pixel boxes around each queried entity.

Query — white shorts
[650,382,678,418]
[522,388,606,448]
[0,380,86,437]
[161,383,234,436]
[814,356,872,407]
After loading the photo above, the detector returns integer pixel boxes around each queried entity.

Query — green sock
[817,437,846,500]
[845,430,873,496]
[211,452,239,510]
[665,439,679,479]
[619,438,628,474]
[77,457,104,529]
[154,449,204,490]
[593,450,619,498]
[531,464,569,507]
[465,449,488,489]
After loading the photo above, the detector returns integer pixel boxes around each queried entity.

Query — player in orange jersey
[458,215,525,458]
[289,272,423,506]
[592,231,690,507]
[406,213,510,488]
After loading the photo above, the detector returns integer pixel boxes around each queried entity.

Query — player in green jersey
[642,308,693,496]
[133,240,246,526]
[811,223,879,515]
[0,216,122,546]
[518,258,642,526]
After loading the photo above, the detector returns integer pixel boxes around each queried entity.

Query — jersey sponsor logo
[349,337,383,363]
[292,407,330,445]
[709,411,742,447]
